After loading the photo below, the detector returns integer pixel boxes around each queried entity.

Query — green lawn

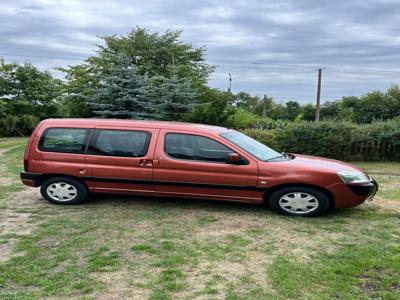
[0,138,399,299]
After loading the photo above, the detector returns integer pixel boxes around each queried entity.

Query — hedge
[0,114,40,137]
[242,118,400,161]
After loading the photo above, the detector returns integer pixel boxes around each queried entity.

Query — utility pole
[315,68,322,122]
[228,73,232,93]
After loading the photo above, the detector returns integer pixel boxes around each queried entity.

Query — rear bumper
[20,172,41,187]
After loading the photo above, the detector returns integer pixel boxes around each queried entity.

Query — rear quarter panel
[28,123,94,187]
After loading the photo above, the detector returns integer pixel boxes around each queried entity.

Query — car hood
[257,154,367,187]
[285,154,364,173]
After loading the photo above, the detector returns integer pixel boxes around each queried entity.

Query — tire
[40,177,88,205]
[268,186,330,217]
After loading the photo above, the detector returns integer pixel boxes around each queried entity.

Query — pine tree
[150,72,198,121]
[88,62,155,119]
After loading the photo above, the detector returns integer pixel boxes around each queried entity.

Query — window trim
[163,132,243,164]
[87,128,152,158]
[38,127,91,154]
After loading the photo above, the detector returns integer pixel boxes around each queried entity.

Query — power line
[251,61,400,75]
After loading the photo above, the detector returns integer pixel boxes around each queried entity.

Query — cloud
[1,0,400,102]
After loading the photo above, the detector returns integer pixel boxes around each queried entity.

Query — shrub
[0,114,40,137]
[229,109,286,130]
[244,119,400,161]
[241,128,279,149]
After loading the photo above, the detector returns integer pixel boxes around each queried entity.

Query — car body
[20,119,378,216]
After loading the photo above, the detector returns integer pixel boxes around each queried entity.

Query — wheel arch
[263,183,336,210]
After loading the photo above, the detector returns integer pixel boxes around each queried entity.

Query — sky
[1,0,400,103]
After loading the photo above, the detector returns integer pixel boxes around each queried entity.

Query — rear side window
[88,129,150,157]
[39,128,89,154]
[165,133,232,163]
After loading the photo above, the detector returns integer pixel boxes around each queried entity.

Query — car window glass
[165,133,232,163]
[39,128,89,154]
[88,129,150,157]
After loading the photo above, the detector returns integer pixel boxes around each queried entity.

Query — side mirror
[226,153,247,165]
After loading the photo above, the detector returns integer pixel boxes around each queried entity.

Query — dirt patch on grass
[371,197,400,213]
[0,148,16,186]
[0,243,13,263]
[90,270,149,300]
[0,188,43,262]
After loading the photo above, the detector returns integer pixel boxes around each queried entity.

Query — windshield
[220,131,282,161]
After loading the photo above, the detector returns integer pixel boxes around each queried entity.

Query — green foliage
[94,27,214,83]
[89,60,154,119]
[61,27,214,117]
[187,88,235,126]
[229,109,260,129]
[231,92,262,113]
[0,114,40,137]
[0,59,62,119]
[150,71,198,121]
[89,58,198,120]
[58,64,96,118]
[244,119,400,161]
[240,128,280,149]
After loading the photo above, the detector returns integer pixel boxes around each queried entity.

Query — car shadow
[85,192,268,214]
[83,193,374,219]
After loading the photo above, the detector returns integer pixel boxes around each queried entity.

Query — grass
[0,138,399,299]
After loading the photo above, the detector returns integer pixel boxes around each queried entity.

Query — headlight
[337,170,370,184]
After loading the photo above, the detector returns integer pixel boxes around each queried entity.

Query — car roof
[41,119,231,135]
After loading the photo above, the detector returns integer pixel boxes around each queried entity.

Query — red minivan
[20,119,378,216]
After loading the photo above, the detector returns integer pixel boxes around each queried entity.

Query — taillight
[24,159,29,172]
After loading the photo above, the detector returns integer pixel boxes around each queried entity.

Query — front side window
[88,129,150,157]
[165,133,232,163]
[39,128,89,154]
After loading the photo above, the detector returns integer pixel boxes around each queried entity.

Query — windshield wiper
[265,152,289,161]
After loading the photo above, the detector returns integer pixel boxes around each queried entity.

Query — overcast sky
[1,0,400,103]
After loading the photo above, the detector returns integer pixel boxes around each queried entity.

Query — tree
[187,88,234,126]
[92,27,214,82]
[61,28,214,117]
[0,59,62,118]
[352,86,400,123]
[150,71,198,121]
[89,61,154,119]
[320,101,341,120]
[231,92,259,111]
[301,104,316,121]
[284,101,301,121]
[59,64,97,117]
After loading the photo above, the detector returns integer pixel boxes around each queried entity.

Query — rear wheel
[40,177,88,205]
[268,186,330,217]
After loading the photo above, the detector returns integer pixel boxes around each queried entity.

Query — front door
[153,130,260,202]
[85,126,159,194]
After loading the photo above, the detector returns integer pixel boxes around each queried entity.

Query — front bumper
[327,178,378,208]
[347,179,378,197]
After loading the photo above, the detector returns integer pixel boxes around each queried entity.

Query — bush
[229,109,286,130]
[0,114,40,137]
[241,128,280,149]
[242,119,400,161]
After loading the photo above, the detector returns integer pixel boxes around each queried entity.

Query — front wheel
[40,177,88,205]
[268,186,330,217]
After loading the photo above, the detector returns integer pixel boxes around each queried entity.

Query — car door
[85,126,159,194]
[153,129,261,202]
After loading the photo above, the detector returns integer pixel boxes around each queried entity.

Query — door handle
[139,159,153,167]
